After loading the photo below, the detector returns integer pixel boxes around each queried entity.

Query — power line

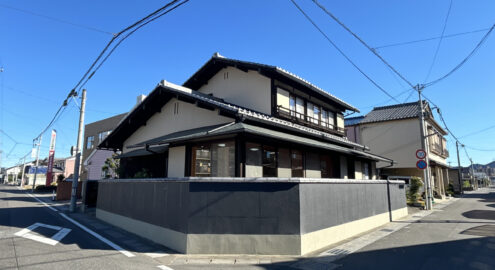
[77,0,190,92]
[424,23,495,88]
[311,0,415,89]
[373,28,492,50]
[72,0,186,93]
[31,0,189,142]
[289,0,400,102]
[459,124,495,139]
[423,0,453,82]
[0,3,115,36]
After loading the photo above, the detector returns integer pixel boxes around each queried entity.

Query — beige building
[100,53,392,180]
[346,101,450,199]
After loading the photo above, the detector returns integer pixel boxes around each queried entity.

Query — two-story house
[99,53,391,179]
[345,101,450,198]
[81,113,127,180]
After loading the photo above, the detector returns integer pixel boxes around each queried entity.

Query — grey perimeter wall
[97,179,406,255]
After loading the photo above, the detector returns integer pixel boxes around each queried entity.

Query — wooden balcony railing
[276,106,345,134]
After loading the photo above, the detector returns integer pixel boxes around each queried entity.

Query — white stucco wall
[168,146,186,177]
[354,160,363,180]
[360,119,422,169]
[197,66,272,115]
[123,98,233,152]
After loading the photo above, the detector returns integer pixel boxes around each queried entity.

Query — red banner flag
[46,130,57,186]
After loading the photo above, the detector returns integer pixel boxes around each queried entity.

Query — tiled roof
[160,81,366,150]
[183,53,359,112]
[344,116,365,126]
[360,101,425,124]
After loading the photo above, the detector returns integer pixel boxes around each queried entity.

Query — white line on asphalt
[26,192,59,212]
[14,223,71,246]
[59,213,135,258]
[145,252,169,258]
[157,265,174,270]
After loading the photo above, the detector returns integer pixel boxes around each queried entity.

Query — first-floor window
[262,145,277,177]
[321,154,340,178]
[291,149,304,177]
[363,162,370,180]
[191,141,235,177]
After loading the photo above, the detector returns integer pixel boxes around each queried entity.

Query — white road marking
[14,222,71,246]
[157,265,174,270]
[16,187,135,258]
[145,252,169,258]
[25,192,58,212]
[59,213,135,258]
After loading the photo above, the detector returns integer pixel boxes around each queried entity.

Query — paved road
[0,185,160,270]
[326,186,495,270]
[3,184,495,270]
[162,187,495,270]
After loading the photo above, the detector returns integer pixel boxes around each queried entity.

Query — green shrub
[463,180,471,188]
[134,168,151,179]
[408,177,423,204]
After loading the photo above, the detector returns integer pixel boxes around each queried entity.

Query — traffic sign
[416,149,426,159]
[416,160,427,170]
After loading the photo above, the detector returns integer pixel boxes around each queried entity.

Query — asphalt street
[2,184,495,270]
[0,185,160,270]
[162,187,495,270]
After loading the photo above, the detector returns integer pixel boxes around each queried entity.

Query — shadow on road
[260,236,495,270]
[462,210,495,220]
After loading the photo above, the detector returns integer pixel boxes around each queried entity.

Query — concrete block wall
[96,178,407,255]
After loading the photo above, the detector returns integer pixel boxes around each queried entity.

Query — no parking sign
[416,160,427,170]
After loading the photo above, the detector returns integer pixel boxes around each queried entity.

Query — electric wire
[77,0,190,92]
[424,23,495,88]
[423,0,453,82]
[289,0,400,102]
[311,0,415,89]
[459,124,495,139]
[31,0,188,144]
[373,28,492,50]
[72,0,183,92]
[0,3,115,36]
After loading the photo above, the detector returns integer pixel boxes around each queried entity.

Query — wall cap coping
[96,177,405,185]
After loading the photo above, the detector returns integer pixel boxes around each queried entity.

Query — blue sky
[0,0,494,168]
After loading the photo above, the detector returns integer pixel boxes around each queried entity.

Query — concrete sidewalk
[20,187,460,268]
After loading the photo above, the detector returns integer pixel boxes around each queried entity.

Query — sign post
[46,130,57,186]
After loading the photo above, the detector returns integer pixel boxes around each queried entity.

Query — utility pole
[31,135,42,192]
[417,84,433,210]
[20,156,26,188]
[456,141,463,195]
[70,89,86,212]
[470,158,476,190]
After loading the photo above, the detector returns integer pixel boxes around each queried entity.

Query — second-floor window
[98,130,111,142]
[86,136,94,149]
[276,87,343,132]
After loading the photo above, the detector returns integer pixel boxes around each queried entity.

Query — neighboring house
[5,165,21,182]
[345,101,450,198]
[24,166,63,186]
[81,113,127,180]
[99,53,392,179]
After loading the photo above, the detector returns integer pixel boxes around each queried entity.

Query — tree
[57,174,65,183]
[407,177,423,204]
[102,154,120,179]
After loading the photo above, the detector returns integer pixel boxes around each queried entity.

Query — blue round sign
[416,160,427,170]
